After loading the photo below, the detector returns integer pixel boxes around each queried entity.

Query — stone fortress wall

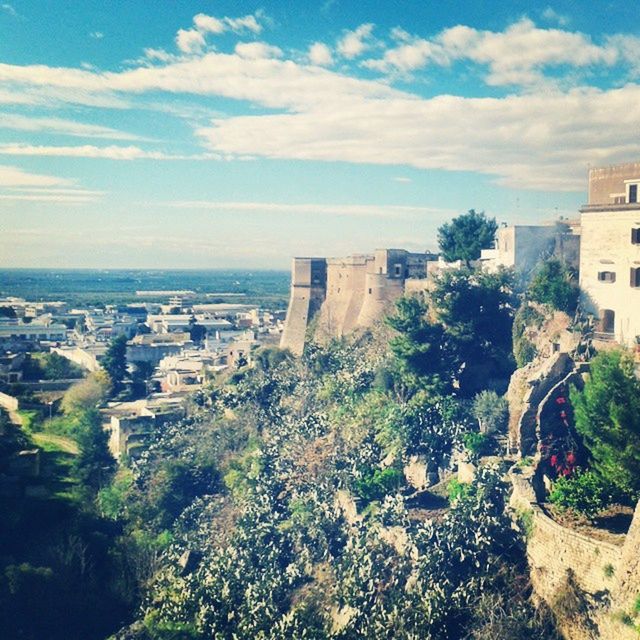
[281,249,437,355]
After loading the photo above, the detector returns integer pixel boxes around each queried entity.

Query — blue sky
[1,1,639,268]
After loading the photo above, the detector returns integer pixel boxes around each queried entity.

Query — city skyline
[1,0,640,268]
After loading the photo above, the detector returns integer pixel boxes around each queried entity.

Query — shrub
[447,477,471,503]
[463,432,490,457]
[353,466,404,504]
[548,470,613,517]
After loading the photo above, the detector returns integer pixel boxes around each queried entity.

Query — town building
[579,161,640,346]
[480,222,580,275]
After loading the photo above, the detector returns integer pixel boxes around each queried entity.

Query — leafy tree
[187,317,206,344]
[437,209,498,265]
[527,259,579,314]
[473,390,509,434]
[102,335,128,395]
[61,370,111,414]
[571,349,640,500]
[430,267,516,395]
[22,352,84,381]
[73,409,115,494]
[386,295,455,395]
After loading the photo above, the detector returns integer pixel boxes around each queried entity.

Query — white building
[579,162,640,346]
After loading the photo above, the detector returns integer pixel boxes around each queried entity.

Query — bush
[463,432,490,457]
[548,470,614,517]
[353,467,404,504]
[447,477,471,503]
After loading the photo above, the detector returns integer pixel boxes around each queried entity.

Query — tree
[429,267,516,395]
[102,335,128,395]
[437,209,498,265]
[61,370,111,414]
[386,296,455,395]
[527,259,579,314]
[571,349,640,500]
[73,409,115,493]
[473,390,508,433]
[188,316,206,344]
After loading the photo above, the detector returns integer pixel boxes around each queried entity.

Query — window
[631,267,640,288]
[597,271,616,283]
[394,264,402,277]
[632,228,640,244]
[368,288,372,294]
[630,184,638,204]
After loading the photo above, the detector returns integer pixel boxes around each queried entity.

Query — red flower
[550,455,558,467]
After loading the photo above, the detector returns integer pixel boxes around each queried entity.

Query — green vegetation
[527,259,579,314]
[512,303,544,367]
[102,335,128,396]
[437,209,498,265]
[473,390,509,434]
[387,267,516,397]
[22,352,84,381]
[549,470,614,517]
[571,350,640,502]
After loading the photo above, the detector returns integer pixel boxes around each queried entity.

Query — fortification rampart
[280,257,327,356]
[281,249,437,354]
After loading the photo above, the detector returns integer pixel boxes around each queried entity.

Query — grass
[31,432,79,501]
[17,409,41,431]
[32,432,79,455]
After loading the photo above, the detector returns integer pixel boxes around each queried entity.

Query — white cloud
[165,200,446,218]
[0,164,73,187]
[235,42,282,60]
[0,113,142,140]
[176,28,206,54]
[393,176,412,183]
[365,19,618,85]
[193,13,225,35]
[308,42,333,67]
[196,83,640,191]
[541,7,569,26]
[1,3,17,17]
[225,14,262,34]
[2,19,640,191]
[0,143,197,160]
[89,31,104,39]
[363,38,444,73]
[337,23,375,59]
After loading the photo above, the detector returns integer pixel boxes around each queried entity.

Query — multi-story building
[480,222,580,276]
[579,161,640,346]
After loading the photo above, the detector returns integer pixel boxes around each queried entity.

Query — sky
[1,0,639,269]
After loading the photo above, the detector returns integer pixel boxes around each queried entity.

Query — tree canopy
[437,210,498,265]
[102,335,128,395]
[571,349,640,501]
[527,259,579,314]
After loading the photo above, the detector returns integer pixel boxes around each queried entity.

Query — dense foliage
[437,210,498,265]
[527,259,579,314]
[570,349,640,502]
